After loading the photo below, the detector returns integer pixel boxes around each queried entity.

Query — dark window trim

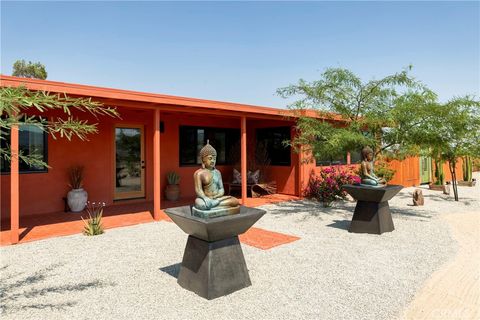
[1,125,49,174]
[315,154,348,167]
[179,125,240,167]
[256,126,292,167]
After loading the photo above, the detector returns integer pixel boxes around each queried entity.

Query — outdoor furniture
[342,184,403,234]
[164,205,266,300]
[225,181,277,198]
[225,182,255,197]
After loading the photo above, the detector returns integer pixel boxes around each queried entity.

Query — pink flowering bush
[304,166,360,206]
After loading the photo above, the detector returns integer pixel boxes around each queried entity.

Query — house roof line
[0,75,341,121]
[0,75,295,117]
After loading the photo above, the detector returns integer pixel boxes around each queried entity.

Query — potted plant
[165,171,181,201]
[67,165,88,212]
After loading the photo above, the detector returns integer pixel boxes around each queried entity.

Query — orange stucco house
[0,75,455,245]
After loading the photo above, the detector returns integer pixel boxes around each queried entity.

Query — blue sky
[1,1,479,107]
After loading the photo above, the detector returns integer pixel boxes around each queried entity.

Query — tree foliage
[1,85,120,168]
[277,67,429,162]
[12,60,48,80]
[406,96,480,200]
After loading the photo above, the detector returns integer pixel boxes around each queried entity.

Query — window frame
[1,124,49,174]
[179,125,240,167]
[256,126,292,167]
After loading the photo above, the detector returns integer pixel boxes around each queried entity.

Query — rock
[413,189,424,206]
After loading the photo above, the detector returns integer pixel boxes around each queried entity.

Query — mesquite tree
[277,67,432,162]
[414,97,480,201]
[0,85,120,169]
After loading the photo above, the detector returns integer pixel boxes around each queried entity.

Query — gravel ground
[1,177,479,320]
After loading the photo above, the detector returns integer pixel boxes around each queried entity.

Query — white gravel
[1,176,479,320]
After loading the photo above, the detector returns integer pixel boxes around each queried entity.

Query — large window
[349,150,362,164]
[1,125,48,173]
[256,126,291,166]
[179,126,240,166]
[315,154,347,166]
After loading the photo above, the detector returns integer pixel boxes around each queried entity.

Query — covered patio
[1,75,305,245]
[0,194,299,246]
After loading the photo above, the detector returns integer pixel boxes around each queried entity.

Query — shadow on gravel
[0,263,116,314]
[326,220,350,231]
[160,263,181,279]
[262,199,433,220]
[262,200,355,220]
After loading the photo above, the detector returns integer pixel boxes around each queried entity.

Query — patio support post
[297,145,303,197]
[153,109,161,220]
[10,124,19,244]
[241,116,247,204]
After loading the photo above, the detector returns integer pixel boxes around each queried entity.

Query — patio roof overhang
[0,75,296,120]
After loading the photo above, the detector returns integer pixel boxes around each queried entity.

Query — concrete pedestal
[342,185,403,235]
[178,235,251,300]
[164,205,266,299]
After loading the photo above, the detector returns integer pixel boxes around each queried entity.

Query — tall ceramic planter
[67,188,88,212]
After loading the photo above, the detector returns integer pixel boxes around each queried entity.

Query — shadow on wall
[0,263,116,314]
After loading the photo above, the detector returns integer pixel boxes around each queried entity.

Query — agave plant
[166,171,180,185]
[81,201,105,236]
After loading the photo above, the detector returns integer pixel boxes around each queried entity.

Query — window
[315,154,347,166]
[1,125,48,173]
[179,126,240,166]
[256,126,291,166]
[349,150,362,164]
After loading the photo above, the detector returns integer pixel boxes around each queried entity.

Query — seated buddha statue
[192,141,240,218]
[360,146,386,187]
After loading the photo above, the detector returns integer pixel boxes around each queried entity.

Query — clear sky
[1,1,479,107]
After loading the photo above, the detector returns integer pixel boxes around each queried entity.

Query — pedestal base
[348,200,394,234]
[178,235,251,300]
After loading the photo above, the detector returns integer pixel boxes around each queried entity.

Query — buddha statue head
[199,140,217,169]
[361,146,374,162]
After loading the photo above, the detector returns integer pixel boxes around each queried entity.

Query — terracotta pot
[165,184,180,201]
[67,188,88,212]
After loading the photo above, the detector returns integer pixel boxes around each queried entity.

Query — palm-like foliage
[1,85,120,168]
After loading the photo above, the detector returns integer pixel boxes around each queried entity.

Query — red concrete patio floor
[0,194,300,248]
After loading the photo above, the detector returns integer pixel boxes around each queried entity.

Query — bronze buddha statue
[192,141,240,218]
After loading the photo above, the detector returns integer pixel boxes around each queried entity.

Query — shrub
[304,166,360,206]
[82,201,105,236]
[374,158,396,183]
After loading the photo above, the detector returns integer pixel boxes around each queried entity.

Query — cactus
[462,156,472,182]
[434,159,445,185]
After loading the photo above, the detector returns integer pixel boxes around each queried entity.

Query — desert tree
[1,85,120,169]
[277,67,431,163]
[12,60,48,80]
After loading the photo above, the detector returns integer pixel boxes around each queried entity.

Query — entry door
[419,156,432,184]
[114,125,145,199]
